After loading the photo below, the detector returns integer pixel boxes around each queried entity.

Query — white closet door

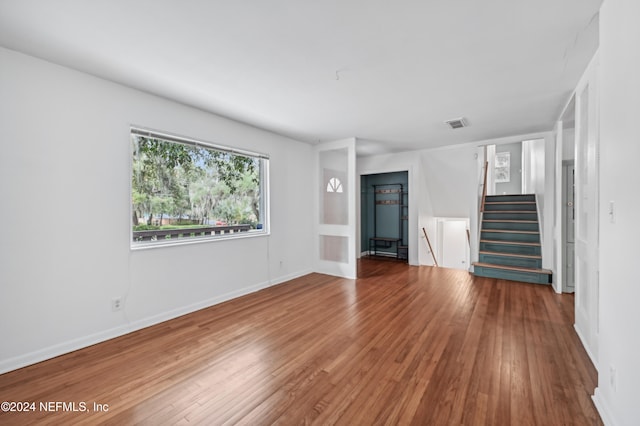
[315,138,357,279]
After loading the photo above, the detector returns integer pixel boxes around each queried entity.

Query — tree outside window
[131,129,268,246]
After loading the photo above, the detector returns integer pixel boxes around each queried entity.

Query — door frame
[572,52,600,367]
[562,160,576,294]
[437,217,470,270]
[357,166,417,266]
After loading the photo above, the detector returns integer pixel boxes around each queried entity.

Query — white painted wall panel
[0,47,313,373]
[593,1,640,424]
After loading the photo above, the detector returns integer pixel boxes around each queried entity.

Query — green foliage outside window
[131,134,264,239]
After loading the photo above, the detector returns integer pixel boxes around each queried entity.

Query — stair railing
[480,160,488,212]
[421,227,438,267]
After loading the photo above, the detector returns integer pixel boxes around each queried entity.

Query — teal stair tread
[484,201,536,205]
[483,219,538,223]
[480,239,540,246]
[478,194,549,284]
[473,262,552,275]
[481,229,539,234]
[479,250,541,259]
[485,194,535,197]
[482,210,538,214]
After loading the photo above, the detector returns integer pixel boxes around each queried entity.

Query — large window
[130,128,268,248]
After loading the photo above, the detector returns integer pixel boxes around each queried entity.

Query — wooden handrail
[422,227,438,267]
[481,160,489,212]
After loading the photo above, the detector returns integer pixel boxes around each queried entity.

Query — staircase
[473,194,552,285]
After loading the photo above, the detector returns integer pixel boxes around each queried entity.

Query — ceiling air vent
[444,117,467,129]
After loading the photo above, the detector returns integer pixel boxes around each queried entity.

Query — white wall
[554,123,575,294]
[553,121,565,293]
[421,145,478,218]
[593,1,640,424]
[562,128,575,160]
[542,134,556,271]
[522,138,546,196]
[421,145,477,267]
[522,136,555,269]
[0,47,313,373]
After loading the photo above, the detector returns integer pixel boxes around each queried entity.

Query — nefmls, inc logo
[39,401,88,412]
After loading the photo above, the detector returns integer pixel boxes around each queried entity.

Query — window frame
[129,127,270,250]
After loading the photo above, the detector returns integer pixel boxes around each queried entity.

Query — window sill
[130,229,269,251]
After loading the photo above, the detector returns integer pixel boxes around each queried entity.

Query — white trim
[130,125,270,159]
[572,50,600,366]
[358,166,416,266]
[552,120,563,294]
[0,268,312,375]
[574,323,599,371]
[130,228,270,251]
[592,387,618,426]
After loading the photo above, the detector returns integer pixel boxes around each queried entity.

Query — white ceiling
[0,0,601,155]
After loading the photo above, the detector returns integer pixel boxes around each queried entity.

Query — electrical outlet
[111,297,123,312]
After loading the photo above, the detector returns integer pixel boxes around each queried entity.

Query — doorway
[573,64,600,360]
[562,161,575,293]
[486,139,544,196]
[493,142,523,195]
[360,171,409,261]
[437,218,470,271]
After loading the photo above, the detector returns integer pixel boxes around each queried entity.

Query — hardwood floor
[0,259,601,425]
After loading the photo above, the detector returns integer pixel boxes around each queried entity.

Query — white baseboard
[0,268,312,375]
[270,269,313,286]
[592,387,618,426]
[0,324,132,375]
[573,323,599,371]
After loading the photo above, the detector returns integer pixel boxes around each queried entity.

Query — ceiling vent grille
[444,117,467,129]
